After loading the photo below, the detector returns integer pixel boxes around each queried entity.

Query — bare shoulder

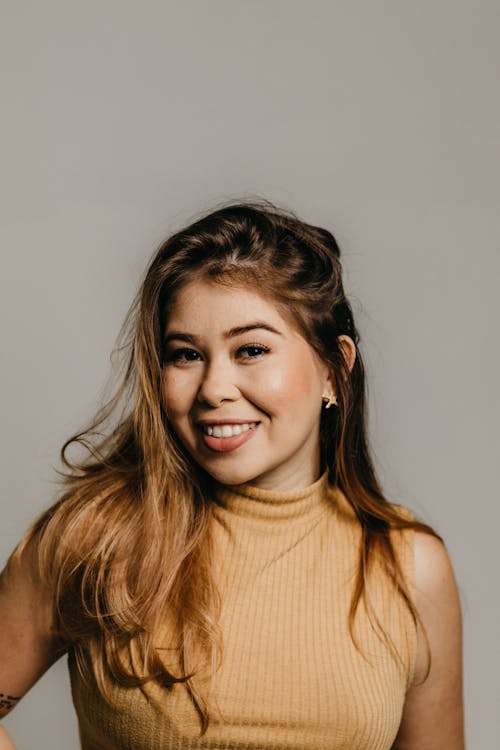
[392,529,465,749]
[411,530,462,677]
[413,530,457,594]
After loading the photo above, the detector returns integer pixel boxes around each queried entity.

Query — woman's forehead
[165,278,291,328]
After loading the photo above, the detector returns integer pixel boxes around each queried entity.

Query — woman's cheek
[248,370,296,413]
[253,362,309,407]
[161,372,192,420]
[250,368,285,402]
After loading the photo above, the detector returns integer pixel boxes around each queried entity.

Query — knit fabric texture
[68,469,417,749]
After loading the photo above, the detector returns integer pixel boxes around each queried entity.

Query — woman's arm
[393,531,465,749]
[0,539,68,737]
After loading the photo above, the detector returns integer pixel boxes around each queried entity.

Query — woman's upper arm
[393,530,465,749]
[0,541,67,720]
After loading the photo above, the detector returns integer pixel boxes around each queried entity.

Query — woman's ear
[337,335,356,373]
[320,335,357,396]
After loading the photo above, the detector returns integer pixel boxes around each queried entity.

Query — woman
[0,199,464,749]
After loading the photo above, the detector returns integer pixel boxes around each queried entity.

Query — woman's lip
[198,423,260,453]
[196,419,261,426]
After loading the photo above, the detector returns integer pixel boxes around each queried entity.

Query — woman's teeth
[202,422,259,438]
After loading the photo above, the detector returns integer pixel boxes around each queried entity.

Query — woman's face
[161,278,336,491]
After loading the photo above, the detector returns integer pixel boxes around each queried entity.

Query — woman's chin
[202,462,263,488]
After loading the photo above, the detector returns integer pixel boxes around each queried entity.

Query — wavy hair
[8,197,440,735]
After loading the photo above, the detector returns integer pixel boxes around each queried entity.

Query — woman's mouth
[198,422,260,453]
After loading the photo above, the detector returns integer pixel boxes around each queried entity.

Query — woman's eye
[164,344,269,365]
[238,344,269,359]
[164,348,201,364]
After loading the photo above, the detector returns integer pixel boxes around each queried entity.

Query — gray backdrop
[1,1,498,747]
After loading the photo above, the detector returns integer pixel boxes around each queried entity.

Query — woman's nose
[196,358,241,406]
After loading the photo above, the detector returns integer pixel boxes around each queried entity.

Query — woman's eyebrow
[163,322,283,346]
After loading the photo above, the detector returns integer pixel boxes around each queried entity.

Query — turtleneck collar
[211,468,333,523]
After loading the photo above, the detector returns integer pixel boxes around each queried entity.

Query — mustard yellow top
[68,470,417,749]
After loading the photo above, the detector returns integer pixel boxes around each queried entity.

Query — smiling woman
[0,198,464,749]
[160,278,355,489]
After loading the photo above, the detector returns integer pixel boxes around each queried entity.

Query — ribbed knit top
[68,470,417,749]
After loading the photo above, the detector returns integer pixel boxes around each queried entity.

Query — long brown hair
[8,197,439,734]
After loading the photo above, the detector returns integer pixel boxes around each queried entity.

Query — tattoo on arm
[0,693,21,712]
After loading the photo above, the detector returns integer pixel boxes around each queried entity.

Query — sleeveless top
[67,470,417,749]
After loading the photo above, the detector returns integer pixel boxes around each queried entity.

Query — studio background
[1,1,498,747]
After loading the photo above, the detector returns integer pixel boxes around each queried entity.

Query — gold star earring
[322,392,338,409]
